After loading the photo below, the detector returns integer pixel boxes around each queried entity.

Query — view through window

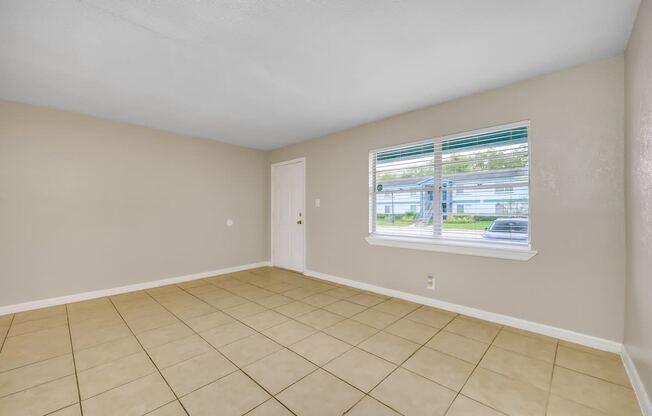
[369,123,529,245]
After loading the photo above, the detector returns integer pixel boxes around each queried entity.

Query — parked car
[482,218,528,242]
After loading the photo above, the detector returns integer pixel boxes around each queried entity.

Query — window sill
[365,235,537,261]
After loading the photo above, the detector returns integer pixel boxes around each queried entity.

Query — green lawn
[376,216,493,231]
[443,220,493,230]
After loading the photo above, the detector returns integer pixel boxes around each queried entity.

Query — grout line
[106,297,191,416]
[0,314,15,353]
[440,327,505,416]
[544,341,561,415]
[9,267,628,416]
[65,304,84,415]
[144,285,299,416]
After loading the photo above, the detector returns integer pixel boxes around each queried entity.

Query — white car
[483,218,528,242]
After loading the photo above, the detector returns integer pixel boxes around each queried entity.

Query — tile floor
[0,267,642,416]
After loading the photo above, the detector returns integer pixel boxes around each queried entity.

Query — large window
[369,122,529,246]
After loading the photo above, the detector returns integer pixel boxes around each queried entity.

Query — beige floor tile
[289,332,352,366]
[274,301,317,318]
[403,347,475,391]
[371,367,456,416]
[557,341,621,361]
[148,334,212,369]
[462,367,547,416]
[181,370,270,416]
[7,314,68,337]
[146,400,187,416]
[126,312,179,334]
[219,333,283,367]
[162,350,237,396]
[255,294,294,309]
[384,318,439,344]
[550,366,640,415]
[205,294,250,309]
[492,329,557,363]
[183,310,234,332]
[277,369,364,416]
[242,309,290,331]
[283,287,320,300]
[50,403,82,416]
[546,394,609,416]
[323,300,367,318]
[0,314,13,327]
[426,331,490,365]
[479,346,553,391]
[323,319,379,345]
[68,311,124,329]
[177,279,210,289]
[200,321,256,348]
[244,348,316,394]
[555,345,630,386]
[358,331,419,364]
[324,287,360,299]
[246,398,293,415]
[372,299,420,317]
[262,320,317,346]
[0,326,72,371]
[302,293,340,307]
[72,322,132,350]
[344,396,401,416]
[0,374,78,416]
[169,302,217,320]
[81,372,175,416]
[348,293,386,307]
[137,322,194,349]
[184,283,220,296]
[445,317,501,344]
[324,348,396,392]
[351,309,399,330]
[0,354,74,398]
[78,351,156,399]
[296,309,345,330]
[74,336,142,371]
[405,307,457,328]
[446,395,505,416]
[12,305,66,324]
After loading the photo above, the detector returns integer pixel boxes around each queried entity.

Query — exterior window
[369,122,529,245]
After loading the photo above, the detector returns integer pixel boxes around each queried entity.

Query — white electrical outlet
[426,275,435,291]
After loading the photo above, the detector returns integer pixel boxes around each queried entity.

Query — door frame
[270,157,306,273]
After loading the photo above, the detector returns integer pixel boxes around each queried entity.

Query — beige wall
[270,56,626,341]
[625,0,652,400]
[0,100,267,307]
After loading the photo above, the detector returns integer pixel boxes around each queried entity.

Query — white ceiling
[0,1,640,150]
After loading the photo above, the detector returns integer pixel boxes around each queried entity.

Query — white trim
[622,346,652,416]
[304,268,621,353]
[0,261,270,316]
[270,157,306,273]
[366,235,537,261]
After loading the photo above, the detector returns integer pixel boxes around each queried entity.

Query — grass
[443,220,493,230]
[377,216,493,231]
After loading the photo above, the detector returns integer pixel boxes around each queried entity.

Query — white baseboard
[304,268,622,353]
[0,261,271,316]
[622,346,652,416]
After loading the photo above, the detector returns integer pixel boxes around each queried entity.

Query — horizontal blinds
[370,125,529,244]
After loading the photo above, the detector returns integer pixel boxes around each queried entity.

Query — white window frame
[366,121,537,261]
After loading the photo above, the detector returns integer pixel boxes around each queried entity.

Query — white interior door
[272,159,305,272]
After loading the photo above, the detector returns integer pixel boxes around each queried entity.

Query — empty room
[1,1,651,415]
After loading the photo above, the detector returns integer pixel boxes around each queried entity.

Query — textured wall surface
[270,57,626,341]
[0,101,268,307]
[625,0,652,403]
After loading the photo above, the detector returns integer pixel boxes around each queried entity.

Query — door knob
[297,220,303,224]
